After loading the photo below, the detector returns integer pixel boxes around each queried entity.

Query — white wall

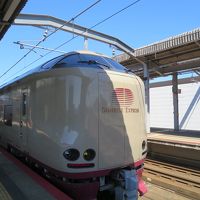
[178,83,200,130]
[150,80,200,131]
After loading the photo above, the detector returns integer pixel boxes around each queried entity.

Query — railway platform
[149,128,200,147]
[147,129,200,168]
[0,147,71,200]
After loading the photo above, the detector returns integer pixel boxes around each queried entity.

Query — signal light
[83,149,96,161]
[63,148,80,161]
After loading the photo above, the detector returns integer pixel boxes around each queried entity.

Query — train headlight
[83,149,96,161]
[63,149,80,161]
[142,140,146,150]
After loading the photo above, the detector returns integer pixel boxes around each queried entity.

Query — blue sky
[0,0,200,85]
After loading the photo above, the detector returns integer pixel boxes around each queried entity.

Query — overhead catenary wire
[48,0,142,54]
[90,0,141,29]
[0,0,101,80]
[36,0,142,55]
[1,0,142,83]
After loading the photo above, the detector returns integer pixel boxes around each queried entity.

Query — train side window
[4,105,12,126]
[22,93,27,116]
[0,104,3,122]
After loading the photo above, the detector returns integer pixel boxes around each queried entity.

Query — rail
[143,159,200,200]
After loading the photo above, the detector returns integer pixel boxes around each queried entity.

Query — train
[0,50,147,199]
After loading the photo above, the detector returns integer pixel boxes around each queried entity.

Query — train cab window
[105,57,127,72]
[41,55,65,69]
[4,105,12,126]
[52,53,127,72]
[22,93,27,116]
[79,54,126,72]
[54,54,80,68]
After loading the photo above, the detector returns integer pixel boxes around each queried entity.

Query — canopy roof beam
[14,13,136,58]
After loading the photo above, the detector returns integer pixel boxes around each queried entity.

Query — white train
[0,50,147,199]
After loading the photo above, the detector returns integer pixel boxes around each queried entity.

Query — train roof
[75,50,109,57]
[0,50,111,91]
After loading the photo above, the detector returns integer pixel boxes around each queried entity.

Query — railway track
[143,159,200,200]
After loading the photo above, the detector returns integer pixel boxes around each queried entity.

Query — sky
[0,0,200,85]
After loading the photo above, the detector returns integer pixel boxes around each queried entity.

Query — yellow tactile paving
[0,182,12,200]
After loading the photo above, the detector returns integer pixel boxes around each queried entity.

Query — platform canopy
[114,28,200,78]
[0,0,27,40]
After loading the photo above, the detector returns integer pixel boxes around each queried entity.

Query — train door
[19,88,28,151]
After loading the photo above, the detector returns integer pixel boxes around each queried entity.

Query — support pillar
[84,37,88,50]
[172,72,179,131]
[143,63,150,133]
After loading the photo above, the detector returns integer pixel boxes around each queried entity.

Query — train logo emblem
[112,88,134,107]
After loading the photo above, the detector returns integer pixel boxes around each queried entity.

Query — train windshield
[80,54,127,72]
[54,53,127,72]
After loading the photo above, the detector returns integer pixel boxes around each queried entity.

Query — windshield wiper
[79,60,111,69]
